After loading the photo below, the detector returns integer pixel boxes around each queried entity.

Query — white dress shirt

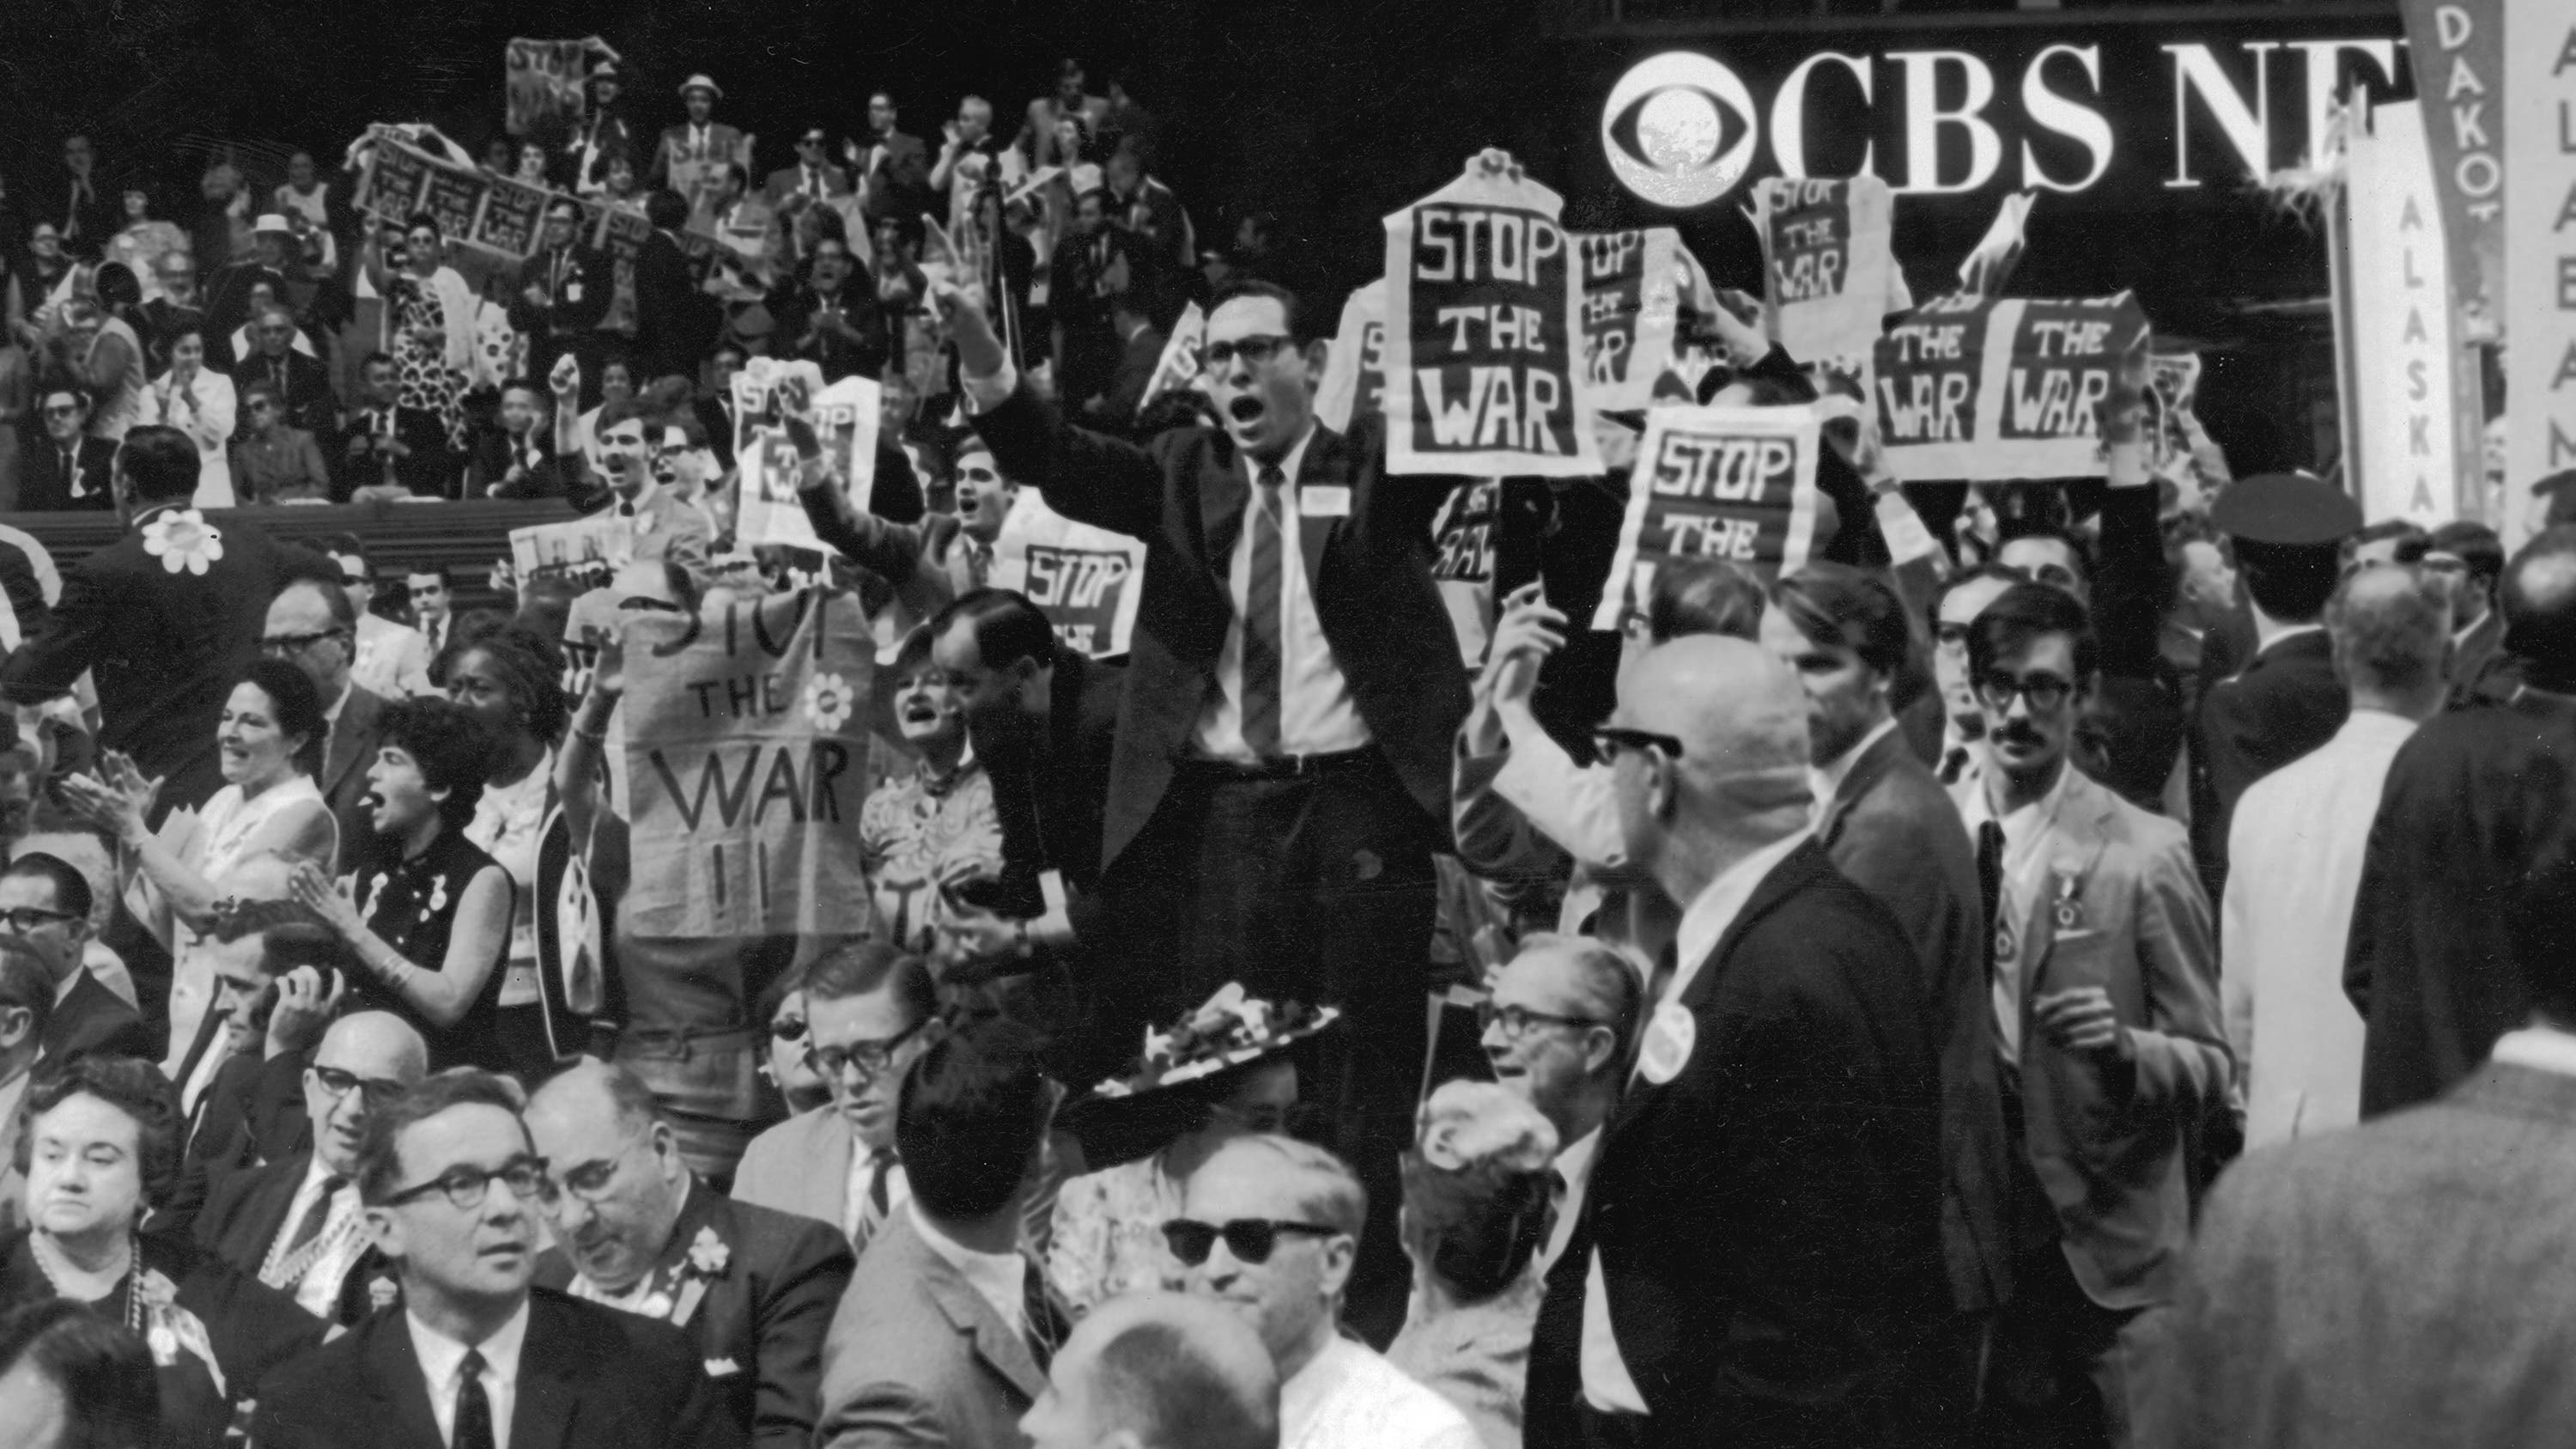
[410,1298,530,1449]
[264,1154,368,1318]
[1585,828,1810,1413]
[2222,708,2419,1148]
[2491,1027,2576,1079]
[841,1142,911,1245]
[1281,1334,1481,1449]
[907,1200,1028,1338]
[1537,1127,1599,1277]
[1195,424,1369,762]
[1956,760,2076,1067]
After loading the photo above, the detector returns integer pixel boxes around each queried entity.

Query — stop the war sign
[1593,405,1823,628]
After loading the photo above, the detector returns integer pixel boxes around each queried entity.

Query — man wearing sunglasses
[938,267,1470,1340]
[19,388,113,512]
[1550,634,1952,1448]
[193,1010,427,1325]
[254,1068,741,1449]
[527,1058,854,1449]
[1948,582,2224,1445]
[1172,1135,1477,1449]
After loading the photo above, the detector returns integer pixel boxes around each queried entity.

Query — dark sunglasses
[39,403,82,418]
[1160,1217,1342,1267]
[769,1015,808,1044]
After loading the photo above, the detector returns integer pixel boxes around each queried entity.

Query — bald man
[529,1059,854,1449]
[1540,636,1949,1449]
[1021,1292,1279,1449]
[193,1010,428,1324]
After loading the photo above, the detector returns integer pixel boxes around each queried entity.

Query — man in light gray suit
[1949,584,2228,1447]
[734,943,937,1250]
[2136,791,2576,1448]
[816,1014,1065,1449]
[262,577,387,874]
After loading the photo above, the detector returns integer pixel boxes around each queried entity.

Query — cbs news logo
[1601,52,1759,209]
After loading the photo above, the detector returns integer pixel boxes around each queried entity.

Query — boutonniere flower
[369,1275,401,1312]
[685,1227,731,1278]
[141,509,226,576]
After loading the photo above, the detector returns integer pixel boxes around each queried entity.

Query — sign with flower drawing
[620,588,874,938]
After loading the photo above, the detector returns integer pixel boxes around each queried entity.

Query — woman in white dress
[59,658,337,1083]
[137,326,238,508]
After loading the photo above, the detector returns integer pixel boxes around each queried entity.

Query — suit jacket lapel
[912,1231,1048,1403]
[325,688,377,802]
[1676,841,1824,1020]
[235,1151,313,1266]
[1818,729,1906,848]
[511,1296,586,1449]
[372,1315,450,1449]
[1200,454,1248,592]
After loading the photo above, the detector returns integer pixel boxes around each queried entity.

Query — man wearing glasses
[19,388,113,512]
[1171,1135,1478,1449]
[1947,582,2224,1446]
[733,941,936,1253]
[0,852,143,1062]
[263,577,389,873]
[193,1010,427,1325]
[526,1058,853,1449]
[252,1067,741,1449]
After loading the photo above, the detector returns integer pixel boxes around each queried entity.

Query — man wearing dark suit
[630,190,710,387]
[815,1017,1066,1449]
[763,128,854,209]
[0,426,339,818]
[2427,520,2514,707]
[854,93,933,225]
[229,304,337,436]
[1096,294,1167,430]
[2137,807,2576,1449]
[528,1060,854,1449]
[1950,584,2228,1448]
[1765,564,2013,1381]
[0,853,148,1063]
[336,352,453,502]
[196,1011,427,1324]
[252,1068,742,1449]
[19,387,115,512]
[2187,473,2360,903]
[507,199,613,393]
[2348,527,2576,1118]
[770,234,885,385]
[1555,635,1950,1449]
[949,279,1469,1332]
[470,380,571,501]
[261,577,390,874]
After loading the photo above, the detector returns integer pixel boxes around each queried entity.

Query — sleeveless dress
[156,776,334,1081]
[345,826,513,1072]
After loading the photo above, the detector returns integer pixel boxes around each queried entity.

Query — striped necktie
[1241,466,1285,756]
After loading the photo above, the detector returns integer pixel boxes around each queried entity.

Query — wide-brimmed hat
[1086,984,1340,1101]
[678,73,722,99]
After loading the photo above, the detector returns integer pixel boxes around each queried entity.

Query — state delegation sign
[1382,151,1601,478]
[1593,405,1823,630]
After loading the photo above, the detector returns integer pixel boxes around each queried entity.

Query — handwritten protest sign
[1382,151,1599,478]
[510,515,635,581]
[732,363,879,554]
[990,491,1149,658]
[1576,229,1684,412]
[1753,177,1897,372]
[622,589,873,937]
[1429,479,1501,666]
[355,129,551,263]
[1592,405,1822,629]
[1137,302,1206,412]
[1315,281,1388,432]
[505,37,616,137]
[473,178,549,257]
[1873,293,2150,482]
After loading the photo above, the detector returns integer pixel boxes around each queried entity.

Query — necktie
[965,540,992,588]
[62,447,81,497]
[272,359,289,397]
[453,1348,496,1449]
[805,167,821,200]
[1975,820,2007,987]
[852,1148,896,1251]
[1241,466,1286,757]
[283,1175,348,1257]
[1020,1263,1062,1372]
[617,500,636,519]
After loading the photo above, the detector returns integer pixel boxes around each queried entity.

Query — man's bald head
[1607,636,1813,899]
[317,1010,430,1082]
[2505,527,2576,691]
[526,1056,662,1138]
[307,1011,428,1177]
[1023,1293,1279,1449]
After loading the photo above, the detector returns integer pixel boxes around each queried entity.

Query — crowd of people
[0,40,2568,1449]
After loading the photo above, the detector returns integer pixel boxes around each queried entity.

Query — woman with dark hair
[61,658,335,1086]
[136,324,236,507]
[289,697,515,1071]
[368,211,474,449]
[433,624,567,1070]
[0,1295,163,1449]
[0,1056,318,1447]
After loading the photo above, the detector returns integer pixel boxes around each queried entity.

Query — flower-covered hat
[1086,983,1340,1101]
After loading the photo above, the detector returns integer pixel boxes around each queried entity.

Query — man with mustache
[527,1058,853,1449]
[1948,582,2225,1446]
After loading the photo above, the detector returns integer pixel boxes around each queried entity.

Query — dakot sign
[1596,12,2413,210]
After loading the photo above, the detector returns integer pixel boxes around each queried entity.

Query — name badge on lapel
[1301,484,1352,518]
[1637,1002,1696,1085]
[2050,868,2088,935]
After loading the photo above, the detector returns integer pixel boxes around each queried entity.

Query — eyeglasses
[1200,334,1295,369]
[532,1139,641,1208]
[380,1155,550,1210]
[1934,621,1973,652]
[0,905,79,932]
[1160,1217,1343,1267]
[1474,1001,1605,1039]
[768,1015,808,1044]
[39,404,82,418]
[1974,672,2076,714]
[260,629,345,655]
[808,1017,929,1083]
[309,1063,406,1108]
[1590,726,1685,763]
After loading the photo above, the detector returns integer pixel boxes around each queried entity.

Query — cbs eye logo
[1602,52,1759,209]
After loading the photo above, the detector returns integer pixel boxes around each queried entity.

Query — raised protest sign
[505,37,617,137]
[2342,100,2477,526]
[2401,0,2503,330]
[1872,292,2151,482]
[1592,405,1823,629]
[2504,3,2575,550]
[990,491,1149,658]
[732,363,879,554]
[1381,151,1600,477]
[1429,478,1501,666]
[1137,301,1206,412]
[354,129,550,263]
[621,588,875,938]
[509,514,634,581]
[1315,281,1387,432]
[1576,229,1684,411]
[473,177,549,257]
[1752,176,1897,370]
